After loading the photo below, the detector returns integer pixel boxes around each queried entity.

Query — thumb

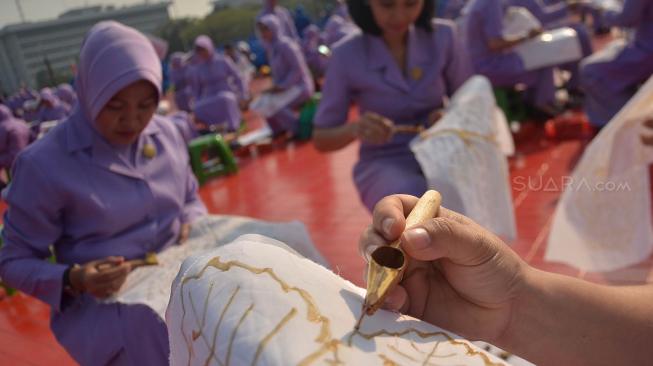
[92,256,125,268]
[401,217,497,266]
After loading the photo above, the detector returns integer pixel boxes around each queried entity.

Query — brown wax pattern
[177,256,505,366]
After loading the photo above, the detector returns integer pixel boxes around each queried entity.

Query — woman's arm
[0,153,68,311]
[313,124,359,152]
[312,43,355,152]
[271,42,306,91]
[487,28,542,53]
[602,0,648,28]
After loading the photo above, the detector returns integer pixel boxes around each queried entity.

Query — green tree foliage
[156,1,338,53]
[181,5,260,48]
[157,17,199,53]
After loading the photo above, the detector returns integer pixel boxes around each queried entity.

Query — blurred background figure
[0,105,30,188]
[301,25,328,82]
[190,35,249,132]
[168,52,192,112]
[258,0,300,41]
[55,83,77,110]
[580,0,653,127]
[224,42,256,86]
[36,88,70,123]
[256,14,314,137]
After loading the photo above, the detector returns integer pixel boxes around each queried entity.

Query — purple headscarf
[170,52,186,70]
[334,1,349,19]
[258,14,283,45]
[194,35,216,57]
[40,88,59,105]
[303,24,320,41]
[0,104,12,123]
[74,21,162,124]
[55,83,77,107]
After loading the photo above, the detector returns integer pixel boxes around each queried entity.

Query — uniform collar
[66,112,162,180]
[367,26,431,92]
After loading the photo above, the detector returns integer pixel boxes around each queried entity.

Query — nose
[119,105,142,130]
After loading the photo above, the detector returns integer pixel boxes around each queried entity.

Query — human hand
[178,223,191,245]
[69,257,132,299]
[359,194,529,342]
[427,109,444,127]
[354,112,395,145]
[528,28,543,39]
[266,85,284,94]
[239,98,251,111]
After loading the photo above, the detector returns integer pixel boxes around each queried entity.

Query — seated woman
[580,0,653,127]
[190,35,249,132]
[257,14,315,136]
[0,104,29,179]
[0,21,207,365]
[169,52,192,112]
[36,87,70,123]
[506,0,593,93]
[55,83,77,109]
[257,0,299,41]
[461,0,558,114]
[323,0,359,47]
[312,0,471,212]
[224,43,256,86]
[301,25,328,80]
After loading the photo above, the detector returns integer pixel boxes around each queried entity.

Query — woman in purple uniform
[312,0,471,212]
[0,21,207,365]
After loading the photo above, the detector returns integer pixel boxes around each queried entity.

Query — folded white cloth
[411,76,517,241]
[250,86,302,118]
[515,27,583,70]
[546,76,653,271]
[503,6,542,39]
[166,235,511,366]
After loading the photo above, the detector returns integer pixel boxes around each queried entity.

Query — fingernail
[364,245,379,261]
[382,218,395,236]
[403,228,430,251]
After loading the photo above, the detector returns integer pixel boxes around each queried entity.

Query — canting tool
[355,190,442,330]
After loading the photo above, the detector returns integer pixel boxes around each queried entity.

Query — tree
[157,18,198,54]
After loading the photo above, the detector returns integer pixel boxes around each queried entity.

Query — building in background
[211,0,259,12]
[0,2,170,94]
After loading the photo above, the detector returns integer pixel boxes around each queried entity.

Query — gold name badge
[411,67,423,81]
[143,143,157,159]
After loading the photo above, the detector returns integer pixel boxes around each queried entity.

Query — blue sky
[0,0,213,27]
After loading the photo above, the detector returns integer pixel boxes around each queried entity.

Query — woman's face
[369,0,424,37]
[258,24,274,42]
[95,80,158,145]
[195,46,211,61]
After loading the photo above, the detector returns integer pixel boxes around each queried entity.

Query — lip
[388,24,409,33]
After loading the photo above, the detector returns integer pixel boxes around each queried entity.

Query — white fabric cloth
[104,215,326,318]
[583,0,623,12]
[546,76,653,271]
[166,235,511,366]
[503,7,583,70]
[411,76,517,241]
[250,85,302,118]
[503,6,542,39]
[515,27,583,70]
